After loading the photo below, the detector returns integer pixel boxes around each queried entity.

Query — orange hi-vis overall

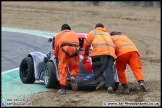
[111,34,145,84]
[84,27,116,58]
[84,28,116,87]
[54,30,80,87]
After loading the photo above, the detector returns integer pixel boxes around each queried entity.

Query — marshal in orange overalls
[110,31,145,85]
[84,25,117,93]
[54,30,80,89]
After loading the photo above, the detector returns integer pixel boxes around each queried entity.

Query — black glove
[48,38,52,42]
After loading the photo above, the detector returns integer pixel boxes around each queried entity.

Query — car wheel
[113,82,119,91]
[19,57,35,83]
[44,61,60,88]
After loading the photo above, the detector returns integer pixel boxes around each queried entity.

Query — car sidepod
[29,51,49,80]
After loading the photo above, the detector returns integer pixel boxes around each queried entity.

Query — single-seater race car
[19,33,119,91]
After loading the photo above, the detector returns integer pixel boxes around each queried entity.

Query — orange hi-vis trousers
[58,47,80,87]
[115,51,144,84]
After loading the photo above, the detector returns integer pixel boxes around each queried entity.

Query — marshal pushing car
[19,33,119,91]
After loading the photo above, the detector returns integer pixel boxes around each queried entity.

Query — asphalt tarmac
[1,31,52,72]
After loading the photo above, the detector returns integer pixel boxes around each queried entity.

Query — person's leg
[103,55,115,93]
[60,46,79,91]
[57,51,69,94]
[69,55,80,78]
[128,51,147,92]
[91,55,105,90]
[115,53,130,94]
[69,55,80,90]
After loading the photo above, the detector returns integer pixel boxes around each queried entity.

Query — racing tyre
[19,57,35,83]
[113,82,119,91]
[44,61,60,88]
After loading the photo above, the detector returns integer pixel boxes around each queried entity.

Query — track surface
[1,31,52,72]
[1,30,55,103]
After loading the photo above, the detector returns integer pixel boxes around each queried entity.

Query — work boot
[107,86,113,94]
[96,81,105,90]
[57,89,66,95]
[121,84,129,94]
[139,81,147,92]
[70,76,78,91]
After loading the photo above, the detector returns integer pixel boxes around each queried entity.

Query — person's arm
[84,31,93,56]
[54,34,59,57]
[52,37,55,49]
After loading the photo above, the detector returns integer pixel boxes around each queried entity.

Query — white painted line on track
[2,67,19,74]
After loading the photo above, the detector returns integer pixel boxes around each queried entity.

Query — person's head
[95,23,104,28]
[61,24,71,31]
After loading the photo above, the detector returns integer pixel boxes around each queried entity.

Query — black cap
[95,23,104,28]
[61,24,71,31]
[110,31,122,36]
